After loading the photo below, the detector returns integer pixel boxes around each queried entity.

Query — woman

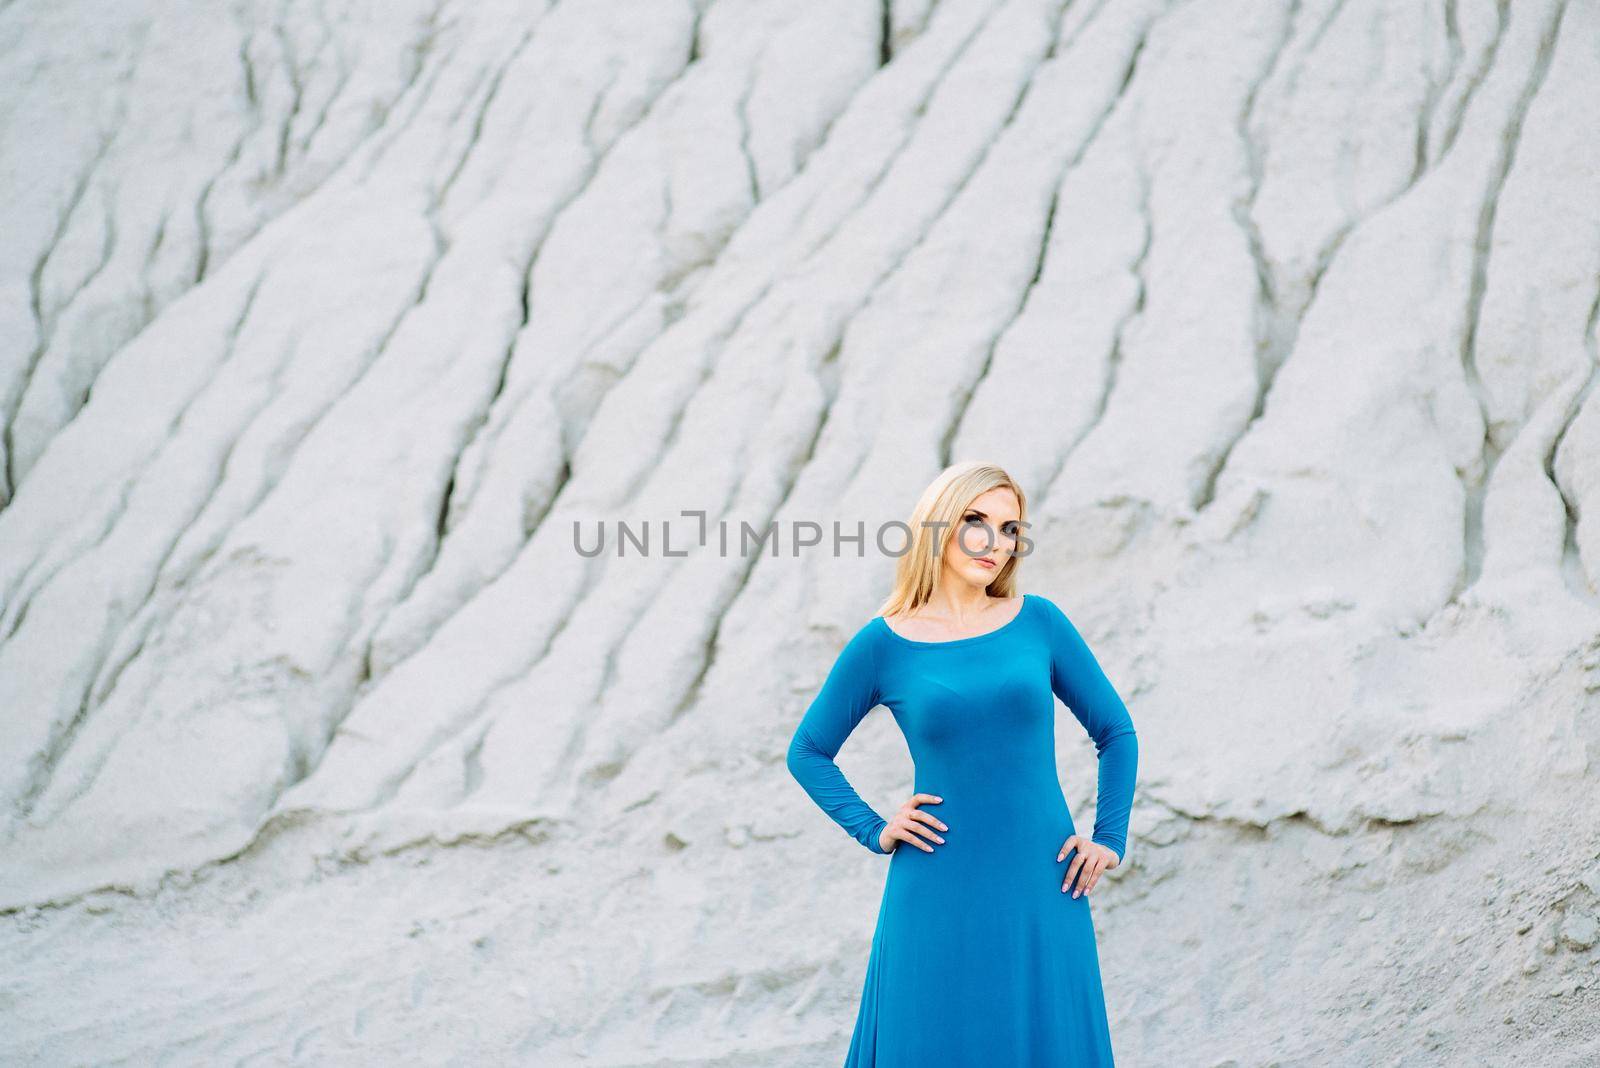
[785,461,1139,1066]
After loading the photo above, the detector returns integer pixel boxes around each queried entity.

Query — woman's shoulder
[1023,591,1071,626]
[1022,591,1056,612]
[839,614,886,661]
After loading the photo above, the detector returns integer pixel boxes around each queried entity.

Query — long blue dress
[786,592,1138,1066]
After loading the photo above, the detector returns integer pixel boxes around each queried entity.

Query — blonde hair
[876,461,1028,619]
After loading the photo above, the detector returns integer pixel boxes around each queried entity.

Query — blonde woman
[786,461,1138,1066]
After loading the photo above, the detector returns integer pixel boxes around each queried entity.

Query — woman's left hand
[1056,835,1118,897]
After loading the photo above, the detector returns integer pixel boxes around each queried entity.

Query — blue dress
[786,593,1138,1066]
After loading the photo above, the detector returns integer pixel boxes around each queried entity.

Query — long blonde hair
[876,461,1028,619]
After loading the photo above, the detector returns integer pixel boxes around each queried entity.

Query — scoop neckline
[875,593,1032,648]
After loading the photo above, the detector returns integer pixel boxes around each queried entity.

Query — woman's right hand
[879,793,947,853]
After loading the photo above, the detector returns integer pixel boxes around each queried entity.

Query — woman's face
[942,487,1021,590]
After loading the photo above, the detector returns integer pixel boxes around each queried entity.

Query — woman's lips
[976,558,996,569]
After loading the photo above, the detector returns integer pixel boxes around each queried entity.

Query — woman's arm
[785,624,892,854]
[1042,597,1138,863]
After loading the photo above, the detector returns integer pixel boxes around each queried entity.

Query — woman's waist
[908,769,1069,820]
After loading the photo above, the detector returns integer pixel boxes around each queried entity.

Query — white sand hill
[2,0,1598,1064]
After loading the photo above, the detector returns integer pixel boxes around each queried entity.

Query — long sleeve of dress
[1042,597,1138,862]
[785,624,892,855]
